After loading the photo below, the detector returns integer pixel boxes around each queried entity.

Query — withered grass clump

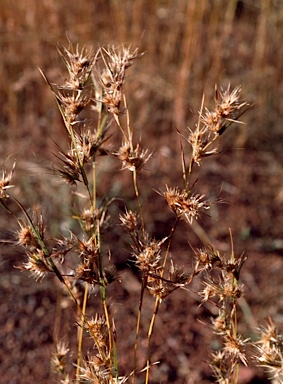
[1,42,277,384]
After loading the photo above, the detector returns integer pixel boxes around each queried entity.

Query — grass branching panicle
[2,41,276,384]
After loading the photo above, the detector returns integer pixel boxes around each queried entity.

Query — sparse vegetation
[1,1,283,384]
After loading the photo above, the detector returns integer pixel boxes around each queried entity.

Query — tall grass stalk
[4,41,279,384]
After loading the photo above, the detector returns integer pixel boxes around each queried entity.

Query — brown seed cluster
[164,185,210,223]
[0,162,15,200]
[0,39,257,383]
[254,320,283,382]
[100,46,143,116]
[188,85,250,166]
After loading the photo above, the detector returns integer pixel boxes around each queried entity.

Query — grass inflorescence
[1,41,280,384]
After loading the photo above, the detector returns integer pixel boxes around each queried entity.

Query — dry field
[0,1,283,383]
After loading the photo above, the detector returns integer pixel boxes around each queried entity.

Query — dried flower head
[223,333,248,366]
[210,351,229,383]
[58,44,97,90]
[16,224,39,249]
[51,341,70,374]
[0,161,15,200]
[19,250,51,281]
[194,245,221,273]
[76,236,99,262]
[53,146,82,185]
[100,46,143,115]
[78,357,110,384]
[187,85,250,167]
[74,261,99,285]
[74,128,109,164]
[200,275,243,304]
[187,126,219,166]
[164,185,210,223]
[56,91,91,124]
[254,319,283,381]
[212,313,228,335]
[84,314,109,349]
[201,85,250,135]
[134,237,166,274]
[120,209,139,234]
[148,260,189,301]
[114,142,152,172]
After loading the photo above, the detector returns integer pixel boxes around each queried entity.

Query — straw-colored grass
[1,1,283,383]
[1,40,281,384]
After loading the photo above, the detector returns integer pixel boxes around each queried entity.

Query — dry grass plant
[2,41,280,384]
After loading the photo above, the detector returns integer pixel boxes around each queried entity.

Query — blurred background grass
[1,0,283,159]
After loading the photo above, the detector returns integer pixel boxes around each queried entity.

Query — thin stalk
[161,217,179,277]
[124,94,132,148]
[103,299,115,380]
[187,94,205,186]
[112,319,119,379]
[132,275,148,384]
[114,114,128,142]
[145,299,160,384]
[63,281,109,376]
[96,218,114,381]
[75,282,89,384]
[145,218,178,383]
[92,159,97,213]
[132,169,145,236]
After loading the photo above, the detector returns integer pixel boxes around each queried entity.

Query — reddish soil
[1,149,283,384]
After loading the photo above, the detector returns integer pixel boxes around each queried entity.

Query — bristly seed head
[201,85,250,135]
[83,314,109,349]
[51,340,70,375]
[194,245,222,273]
[148,260,189,301]
[0,161,16,200]
[58,44,97,90]
[19,250,51,281]
[134,237,167,274]
[56,91,91,124]
[16,224,40,249]
[100,45,144,116]
[115,142,152,172]
[254,319,283,381]
[120,209,139,234]
[164,185,210,223]
[223,333,248,366]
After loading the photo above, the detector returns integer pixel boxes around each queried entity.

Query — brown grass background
[1,1,283,383]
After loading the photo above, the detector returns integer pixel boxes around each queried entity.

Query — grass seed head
[134,237,166,274]
[0,161,15,200]
[19,250,51,281]
[116,142,152,172]
[78,357,110,384]
[100,46,143,116]
[148,261,189,301]
[51,341,70,375]
[17,224,40,249]
[120,209,139,234]
[58,44,97,90]
[84,314,109,350]
[201,85,250,135]
[164,185,210,223]
[223,333,248,366]
[57,91,91,124]
[254,319,283,381]
[194,245,221,273]
[54,147,82,185]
